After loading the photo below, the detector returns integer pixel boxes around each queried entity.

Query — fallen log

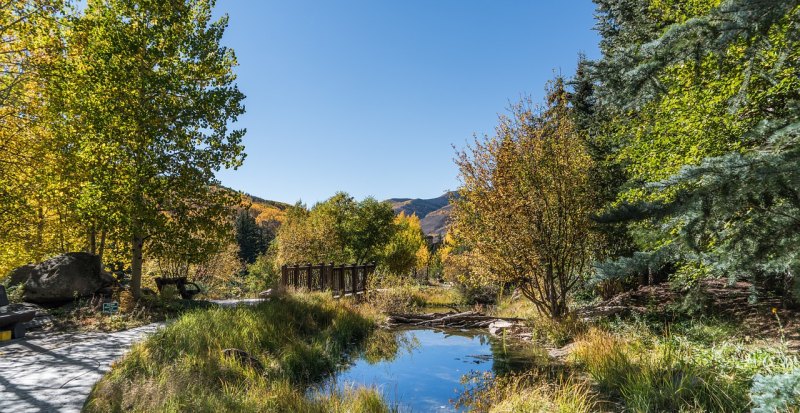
[386,310,525,329]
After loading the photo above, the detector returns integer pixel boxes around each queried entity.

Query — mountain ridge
[387,192,455,237]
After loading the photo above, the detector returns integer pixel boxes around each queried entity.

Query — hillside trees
[451,80,596,318]
[65,0,245,297]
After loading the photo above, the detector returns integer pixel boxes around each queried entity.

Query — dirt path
[0,298,263,413]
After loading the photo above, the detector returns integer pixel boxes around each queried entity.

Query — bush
[244,252,280,293]
[750,369,800,413]
[458,282,498,305]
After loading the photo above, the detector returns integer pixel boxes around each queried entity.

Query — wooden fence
[280,263,375,297]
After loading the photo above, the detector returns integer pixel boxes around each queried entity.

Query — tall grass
[569,325,799,412]
[84,293,391,412]
[455,371,598,413]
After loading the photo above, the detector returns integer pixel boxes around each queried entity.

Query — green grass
[455,371,598,413]
[84,293,392,412]
[569,324,799,413]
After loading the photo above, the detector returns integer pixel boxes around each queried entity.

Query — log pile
[386,311,524,329]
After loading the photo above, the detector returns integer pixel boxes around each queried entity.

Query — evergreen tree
[591,0,800,301]
[235,209,270,264]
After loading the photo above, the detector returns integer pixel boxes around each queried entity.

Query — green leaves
[275,193,397,266]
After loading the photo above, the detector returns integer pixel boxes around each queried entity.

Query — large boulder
[6,264,35,287]
[21,252,117,304]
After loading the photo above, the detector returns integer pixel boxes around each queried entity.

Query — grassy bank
[84,293,392,412]
[463,313,800,412]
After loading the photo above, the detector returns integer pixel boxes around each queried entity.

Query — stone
[6,264,35,287]
[21,252,118,304]
[222,348,264,372]
[140,287,158,297]
[488,320,515,336]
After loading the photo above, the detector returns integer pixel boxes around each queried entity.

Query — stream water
[314,327,539,412]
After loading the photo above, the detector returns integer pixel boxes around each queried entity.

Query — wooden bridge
[280,262,375,298]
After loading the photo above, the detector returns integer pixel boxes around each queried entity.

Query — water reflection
[316,328,541,413]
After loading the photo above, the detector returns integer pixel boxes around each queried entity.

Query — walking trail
[0,299,263,413]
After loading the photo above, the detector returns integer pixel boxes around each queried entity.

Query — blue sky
[213,1,601,205]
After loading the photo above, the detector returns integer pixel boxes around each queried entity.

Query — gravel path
[0,298,263,413]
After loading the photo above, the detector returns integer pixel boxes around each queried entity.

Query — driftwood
[386,311,525,329]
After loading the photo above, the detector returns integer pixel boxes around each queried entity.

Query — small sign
[102,301,119,315]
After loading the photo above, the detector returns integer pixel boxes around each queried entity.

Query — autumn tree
[381,212,427,276]
[275,193,395,266]
[0,0,75,276]
[67,0,245,297]
[452,80,596,319]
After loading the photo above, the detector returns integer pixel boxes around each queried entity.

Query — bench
[0,285,36,339]
[153,276,202,300]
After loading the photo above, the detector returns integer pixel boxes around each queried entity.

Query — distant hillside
[239,192,291,224]
[387,192,455,237]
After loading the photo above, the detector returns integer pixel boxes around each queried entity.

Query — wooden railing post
[338,264,345,296]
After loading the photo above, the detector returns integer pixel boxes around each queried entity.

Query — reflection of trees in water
[488,333,547,376]
[360,326,543,376]
[362,328,420,364]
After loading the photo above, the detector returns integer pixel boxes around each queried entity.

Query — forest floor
[580,278,800,350]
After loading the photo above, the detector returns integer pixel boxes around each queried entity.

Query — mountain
[239,192,291,224]
[387,192,455,237]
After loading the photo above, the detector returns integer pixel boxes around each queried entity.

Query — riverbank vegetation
[85,293,393,412]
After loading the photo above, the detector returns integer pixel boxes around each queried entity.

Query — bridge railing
[280,262,375,297]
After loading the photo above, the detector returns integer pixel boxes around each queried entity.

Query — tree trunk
[98,229,107,264]
[89,225,97,254]
[131,233,145,298]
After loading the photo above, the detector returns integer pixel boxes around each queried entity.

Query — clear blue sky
[213,1,601,205]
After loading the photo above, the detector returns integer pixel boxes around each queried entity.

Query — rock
[488,320,515,336]
[21,252,118,304]
[7,264,35,287]
[258,289,273,298]
[0,302,54,333]
[547,342,576,359]
[222,348,264,372]
[140,287,157,297]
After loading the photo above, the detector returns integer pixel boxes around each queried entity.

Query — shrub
[750,369,800,413]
